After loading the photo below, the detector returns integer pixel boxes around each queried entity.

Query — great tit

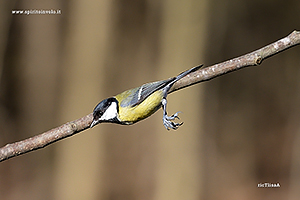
[90,65,202,130]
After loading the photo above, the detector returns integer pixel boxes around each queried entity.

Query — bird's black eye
[93,110,103,119]
[92,97,118,119]
[93,98,113,117]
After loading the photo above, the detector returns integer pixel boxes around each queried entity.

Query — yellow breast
[117,90,163,124]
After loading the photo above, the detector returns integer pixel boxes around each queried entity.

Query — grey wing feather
[120,78,175,107]
[119,65,203,108]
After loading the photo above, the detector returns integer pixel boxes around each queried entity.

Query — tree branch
[170,30,300,93]
[1,30,299,162]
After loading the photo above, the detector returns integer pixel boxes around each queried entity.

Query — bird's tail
[174,64,203,81]
[165,64,203,92]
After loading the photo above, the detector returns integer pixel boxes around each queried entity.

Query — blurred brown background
[1,0,300,200]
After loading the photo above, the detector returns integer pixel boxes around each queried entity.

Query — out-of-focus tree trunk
[53,1,113,200]
[0,1,61,200]
[153,1,208,199]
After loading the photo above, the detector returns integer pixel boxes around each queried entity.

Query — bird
[90,65,202,130]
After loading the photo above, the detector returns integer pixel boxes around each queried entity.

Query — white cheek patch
[100,102,118,121]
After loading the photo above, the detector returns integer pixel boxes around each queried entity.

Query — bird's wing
[118,78,175,107]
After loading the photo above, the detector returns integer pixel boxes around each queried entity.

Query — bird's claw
[163,112,183,130]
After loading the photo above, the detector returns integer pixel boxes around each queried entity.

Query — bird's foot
[163,112,183,130]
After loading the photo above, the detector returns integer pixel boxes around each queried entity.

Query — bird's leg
[161,98,183,130]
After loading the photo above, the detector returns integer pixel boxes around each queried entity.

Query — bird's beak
[90,120,98,128]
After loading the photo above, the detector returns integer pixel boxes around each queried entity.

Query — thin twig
[1,30,300,162]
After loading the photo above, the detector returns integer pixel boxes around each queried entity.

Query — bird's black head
[90,97,119,128]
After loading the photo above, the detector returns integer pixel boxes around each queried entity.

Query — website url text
[12,9,62,15]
